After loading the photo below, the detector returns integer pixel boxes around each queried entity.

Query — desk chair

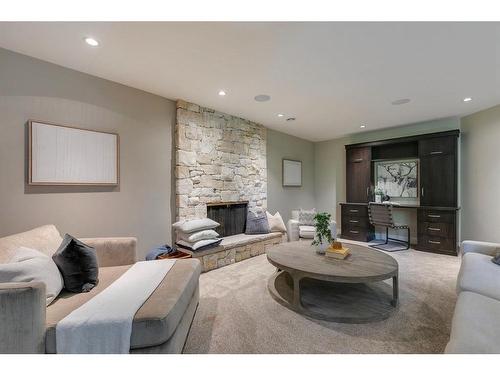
[368,203,410,251]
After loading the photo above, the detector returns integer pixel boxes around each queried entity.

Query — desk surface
[339,202,460,211]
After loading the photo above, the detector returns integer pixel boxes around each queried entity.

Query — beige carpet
[184,244,461,354]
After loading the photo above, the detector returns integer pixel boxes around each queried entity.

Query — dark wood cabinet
[419,136,457,207]
[346,147,371,203]
[340,204,375,242]
[341,130,460,256]
[416,208,457,255]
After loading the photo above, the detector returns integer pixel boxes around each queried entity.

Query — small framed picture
[282,159,302,187]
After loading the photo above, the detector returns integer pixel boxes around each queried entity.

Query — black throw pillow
[492,252,500,266]
[52,234,99,293]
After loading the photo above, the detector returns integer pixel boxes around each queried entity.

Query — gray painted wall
[267,129,316,224]
[0,48,176,260]
[461,105,500,243]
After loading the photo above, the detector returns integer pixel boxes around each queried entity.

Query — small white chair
[287,210,337,242]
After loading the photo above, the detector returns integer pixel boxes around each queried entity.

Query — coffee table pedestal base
[268,270,397,323]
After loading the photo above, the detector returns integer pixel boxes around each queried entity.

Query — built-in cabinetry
[340,130,460,255]
[340,203,375,242]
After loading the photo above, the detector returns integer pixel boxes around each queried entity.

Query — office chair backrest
[368,203,395,228]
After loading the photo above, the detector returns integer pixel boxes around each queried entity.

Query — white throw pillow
[172,218,220,234]
[298,208,316,225]
[0,247,64,305]
[266,211,287,233]
[178,229,220,242]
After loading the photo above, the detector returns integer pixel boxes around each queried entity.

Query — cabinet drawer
[418,222,453,238]
[419,136,456,157]
[417,234,456,254]
[344,217,369,228]
[342,205,368,217]
[342,227,368,241]
[418,210,455,223]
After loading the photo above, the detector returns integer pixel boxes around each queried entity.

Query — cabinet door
[420,154,456,207]
[346,147,371,203]
[419,136,457,207]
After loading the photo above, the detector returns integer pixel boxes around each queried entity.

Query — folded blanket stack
[173,218,222,252]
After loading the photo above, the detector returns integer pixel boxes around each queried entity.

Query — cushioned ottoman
[45,259,201,353]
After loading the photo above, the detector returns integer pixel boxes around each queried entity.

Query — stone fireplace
[175,100,267,222]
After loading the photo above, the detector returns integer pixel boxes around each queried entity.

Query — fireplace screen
[207,202,248,237]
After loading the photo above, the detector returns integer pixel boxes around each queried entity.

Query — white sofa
[287,210,337,242]
[445,240,500,353]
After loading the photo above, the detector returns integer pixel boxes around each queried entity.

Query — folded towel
[145,245,174,261]
[176,238,223,251]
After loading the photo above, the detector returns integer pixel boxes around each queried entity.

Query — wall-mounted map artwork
[375,160,418,198]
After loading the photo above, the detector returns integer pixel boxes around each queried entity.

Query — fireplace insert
[207,201,248,237]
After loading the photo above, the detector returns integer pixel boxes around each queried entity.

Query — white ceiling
[0,22,499,141]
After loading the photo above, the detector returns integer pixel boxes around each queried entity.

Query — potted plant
[312,212,333,254]
[374,187,384,203]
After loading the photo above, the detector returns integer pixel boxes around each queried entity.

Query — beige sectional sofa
[0,225,201,354]
[445,240,500,353]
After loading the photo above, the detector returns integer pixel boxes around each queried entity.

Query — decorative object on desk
[374,187,384,203]
[282,159,302,187]
[29,120,119,186]
[311,212,333,254]
[375,159,418,198]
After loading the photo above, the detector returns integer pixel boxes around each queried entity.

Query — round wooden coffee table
[266,241,399,323]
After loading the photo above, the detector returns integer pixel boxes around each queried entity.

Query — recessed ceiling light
[277,114,284,117]
[254,94,271,102]
[286,117,296,122]
[218,90,226,96]
[463,97,472,102]
[360,125,366,129]
[391,98,411,105]
[84,37,99,47]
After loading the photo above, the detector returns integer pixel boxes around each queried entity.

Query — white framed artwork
[28,120,119,186]
[282,159,302,187]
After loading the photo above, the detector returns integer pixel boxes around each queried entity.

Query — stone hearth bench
[177,232,286,272]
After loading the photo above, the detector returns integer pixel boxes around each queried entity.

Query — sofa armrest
[460,240,500,257]
[0,282,46,353]
[287,219,300,242]
[80,237,137,267]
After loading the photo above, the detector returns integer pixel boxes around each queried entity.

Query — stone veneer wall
[175,100,267,221]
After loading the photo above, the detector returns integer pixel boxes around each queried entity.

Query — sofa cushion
[445,291,500,353]
[0,225,63,264]
[45,259,201,353]
[457,252,500,301]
